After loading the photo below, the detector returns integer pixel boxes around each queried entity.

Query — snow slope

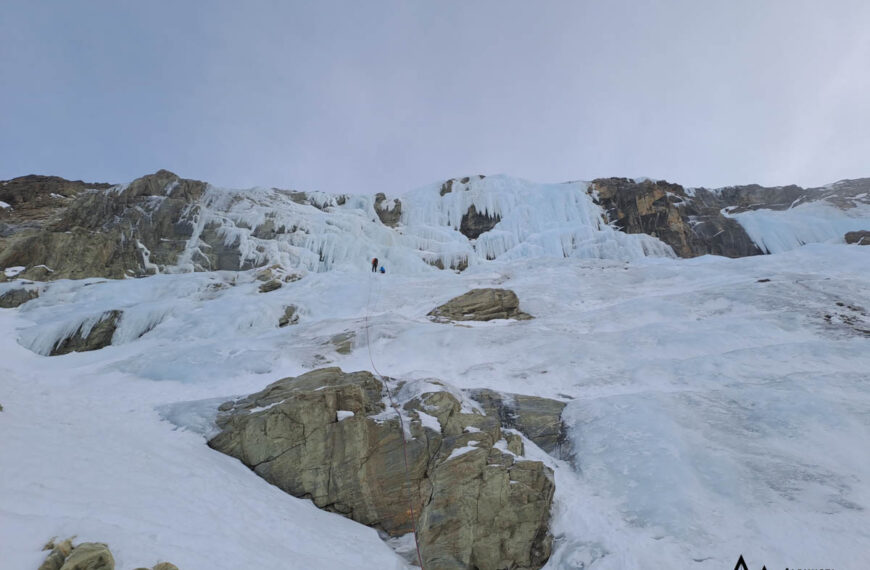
[1,242,869,569]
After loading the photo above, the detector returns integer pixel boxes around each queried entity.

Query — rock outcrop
[590,178,763,258]
[0,170,213,280]
[429,288,533,322]
[470,389,568,458]
[590,177,870,258]
[460,204,501,240]
[0,286,39,308]
[208,368,555,569]
[845,230,870,245]
[278,305,299,327]
[50,310,122,356]
[374,193,402,227]
[39,538,177,570]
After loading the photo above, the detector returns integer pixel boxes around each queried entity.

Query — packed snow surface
[1,195,869,568]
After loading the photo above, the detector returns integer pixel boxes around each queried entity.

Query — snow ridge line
[363,270,426,569]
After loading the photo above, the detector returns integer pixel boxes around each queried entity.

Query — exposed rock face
[440,175,486,196]
[590,178,763,258]
[0,286,39,308]
[590,177,870,258]
[0,175,112,236]
[0,170,213,280]
[51,310,122,356]
[845,230,870,245]
[209,368,555,569]
[374,192,402,227]
[470,389,569,458]
[429,288,533,322]
[460,204,501,240]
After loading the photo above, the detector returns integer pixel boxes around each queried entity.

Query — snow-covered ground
[1,241,868,569]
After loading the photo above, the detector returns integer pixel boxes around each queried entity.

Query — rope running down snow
[364,270,426,569]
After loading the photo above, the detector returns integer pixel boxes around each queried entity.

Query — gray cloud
[2,0,869,194]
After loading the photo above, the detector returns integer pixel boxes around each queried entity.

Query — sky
[2,1,869,195]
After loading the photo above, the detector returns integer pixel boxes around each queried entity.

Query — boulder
[0,286,39,308]
[845,230,870,245]
[470,389,569,458]
[258,279,282,293]
[429,288,533,322]
[209,368,555,569]
[51,310,122,356]
[278,305,299,327]
[59,542,114,570]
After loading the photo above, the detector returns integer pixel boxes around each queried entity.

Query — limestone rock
[590,177,762,258]
[0,286,39,308]
[0,170,225,280]
[460,204,500,240]
[470,389,569,458]
[51,310,122,356]
[845,230,870,245]
[374,193,402,227]
[59,542,114,570]
[209,367,555,569]
[39,538,177,570]
[38,538,74,570]
[278,305,299,327]
[429,288,533,322]
[258,279,282,293]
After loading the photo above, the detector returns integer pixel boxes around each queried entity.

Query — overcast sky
[2,1,869,194]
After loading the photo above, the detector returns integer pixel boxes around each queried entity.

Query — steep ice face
[154,175,676,276]
[728,200,870,254]
[398,175,676,267]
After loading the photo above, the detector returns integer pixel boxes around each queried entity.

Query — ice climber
[379,266,385,274]
[371,257,378,272]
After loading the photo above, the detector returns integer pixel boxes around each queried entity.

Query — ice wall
[729,201,870,254]
[167,175,676,276]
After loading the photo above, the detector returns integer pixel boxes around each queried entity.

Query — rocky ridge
[589,177,870,258]
[2,171,868,283]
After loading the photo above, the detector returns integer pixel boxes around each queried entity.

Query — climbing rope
[363,269,426,569]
